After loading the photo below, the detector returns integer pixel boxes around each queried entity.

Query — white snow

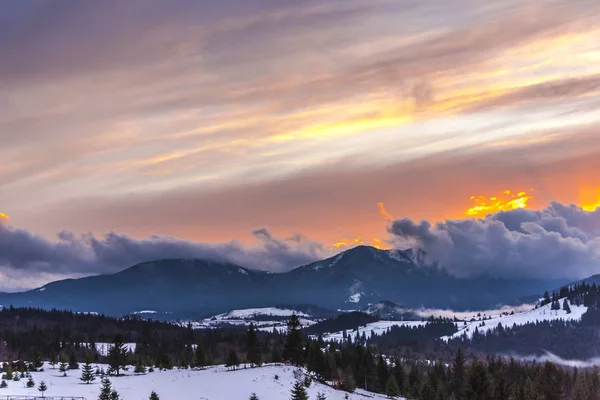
[94,343,137,357]
[346,293,362,304]
[3,362,399,400]
[238,268,248,275]
[132,310,158,315]
[212,307,309,319]
[38,287,46,292]
[180,308,316,332]
[442,298,587,340]
[320,320,428,342]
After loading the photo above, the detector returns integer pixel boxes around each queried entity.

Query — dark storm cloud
[389,202,600,280]
[0,220,325,280]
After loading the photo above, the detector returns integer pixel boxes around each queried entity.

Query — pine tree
[69,349,79,369]
[249,393,259,400]
[283,314,304,366]
[536,361,562,400]
[2,363,12,380]
[377,354,389,392]
[149,391,160,400]
[98,376,113,400]
[563,298,572,314]
[226,349,240,371]
[194,345,206,369]
[0,380,6,388]
[32,349,43,370]
[464,360,490,400]
[26,376,35,388]
[134,358,146,374]
[247,323,262,367]
[451,348,466,398]
[108,335,128,376]
[80,356,96,384]
[38,380,47,397]
[290,380,309,400]
[386,375,401,398]
[492,368,509,400]
[49,352,58,369]
[59,353,69,376]
[316,393,327,400]
[111,390,120,400]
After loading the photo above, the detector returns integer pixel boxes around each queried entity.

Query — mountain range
[0,245,569,318]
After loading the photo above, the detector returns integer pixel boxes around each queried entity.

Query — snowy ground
[180,307,317,332]
[317,299,587,343]
[442,299,587,340]
[2,362,399,400]
[319,321,428,342]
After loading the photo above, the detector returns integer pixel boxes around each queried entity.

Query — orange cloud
[377,202,394,220]
[465,189,533,217]
[0,213,9,221]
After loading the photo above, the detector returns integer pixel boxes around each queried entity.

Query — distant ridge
[0,246,567,318]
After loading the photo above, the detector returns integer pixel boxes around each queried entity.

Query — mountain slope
[0,246,568,317]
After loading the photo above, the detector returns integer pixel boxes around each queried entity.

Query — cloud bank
[0,219,327,290]
[389,202,600,280]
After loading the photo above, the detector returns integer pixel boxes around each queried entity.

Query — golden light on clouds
[580,188,600,211]
[465,189,533,217]
[0,213,9,221]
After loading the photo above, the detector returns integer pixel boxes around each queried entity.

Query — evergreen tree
[451,348,466,398]
[194,345,206,369]
[392,358,404,396]
[249,393,259,400]
[340,365,356,393]
[26,376,35,388]
[98,376,113,400]
[492,368,509,400]
[563,298,572,314]
[464,360,491,400]
[32,349,43,370]
[69,349,79,369]
[38,380,47,397]
[536,361,562,400]
[571,373,588,400]
[108,335,128,376]
[134,357,146,374]
[0,380,6,388]
[290,380,309,400]
[2,364,12,380]
[59,353,69,376]
[377,354,389,392]
[111,390,120,400]
[149,391,160,400]
[225,349,240,371]
[316,393,326,400]
[49,352,58,369]
[80,356,96,384]
[386,375,401,398]
[247,323,262,367]
[283,314,304,366]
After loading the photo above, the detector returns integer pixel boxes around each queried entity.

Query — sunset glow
[465,190,533,217]
[0,213,9,221]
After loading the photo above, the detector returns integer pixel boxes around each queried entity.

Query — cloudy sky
[1,0,600,290]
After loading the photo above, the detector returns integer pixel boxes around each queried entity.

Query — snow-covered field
[442,298,587,340]
[2,363,398,400]
[181,307,317,332]
[320,321,428,342]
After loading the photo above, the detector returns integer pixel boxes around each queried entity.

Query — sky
[1,0,600,290]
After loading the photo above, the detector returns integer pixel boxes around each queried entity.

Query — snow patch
[347,293,362,303]
[442,298,587,341]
